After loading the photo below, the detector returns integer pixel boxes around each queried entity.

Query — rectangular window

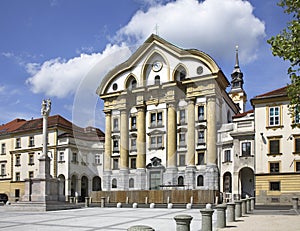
[269,139,280,154]
[0,164,5,176]
[198,105,205,121]
[130,138,137,151]
[72,152,77,163]
[95,154,101,165]
[113,118,119,131]
[131,116,137,130]
[16,138,21,148]
[269,106,280,126]
[113,140,119,152]
[270,182,280,191]
[179,133,186,147]
[197,152,205,165]
[1,143,6,154]
[270,162,280,173]
[28,153,34,165]
[295,162,300,172]
[179,109,186,124]
[150,135,163,149]
[130,158,136,169]
[29,171,34,179]
[59,151,64,162]
[15,172,20,181]
[150,112,163,127]
[197,130,205,144]
[295,106,300,124]
[241,142,251,156]
[15,155,21,166]
[29,136,35,147]
[224,150,231,162]
[179,154,185,166]
[295,137,300,153]
[113,158,119,170]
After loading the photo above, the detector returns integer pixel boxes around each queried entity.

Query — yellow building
[251,86,300,205]
[97,34,239,191]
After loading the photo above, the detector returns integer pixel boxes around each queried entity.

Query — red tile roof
[233,109,254,119]
[0,115,104,140]
[253,86,287,99]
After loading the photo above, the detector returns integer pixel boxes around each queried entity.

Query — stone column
[235,200,242,218]
[200,205,214,231]
[136,106,146,189]
[246,198,251,213]
[250,197,255,211]
[216,204,227,228]
[174,215,193,231]
[103,110,112,190]
[120,109,129,190]
[227,202,235,222]
[292,197,298,210]
[185,99,196,189]
[206,96,217,165]
[165,103,177,184]
[101,197,105,208]
[167,103,177,168]
[186,99,195,166]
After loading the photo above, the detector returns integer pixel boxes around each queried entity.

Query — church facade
[97,34,241,192]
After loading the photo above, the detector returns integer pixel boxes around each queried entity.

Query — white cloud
[115,0,266,64]
[26,43,132,98]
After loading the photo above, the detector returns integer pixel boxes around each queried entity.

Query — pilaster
[120,109,129,170]
[187,98,195,166]
[104,110,112,172]
[136,105,146,169]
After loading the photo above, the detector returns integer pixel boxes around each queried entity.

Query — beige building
[0,115,104,202]
[97,34,239,192]
[251,86,300,205]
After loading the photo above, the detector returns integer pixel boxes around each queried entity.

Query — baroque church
[97,34,246,192]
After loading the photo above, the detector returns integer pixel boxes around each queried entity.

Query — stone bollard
[246,198,251,213]
[145,197,148,204]
[186,203,192,209]
[117,202,122,208]
[235,200,242,218]
[167,196,170,204]
[150,203,155,208]
[126,197,129,204]
[241,199,246,215]
[101,197,105,208]
[69,196,74,203]
[174,214,193,231]
[227,202,235,222]
[216,204,227,228]
[107,196,110,203]
[133,203,138,208]
[168,203,173,209]
[200,204,214,231]
[292,197,299,210]
[85,197,89,207]
[250,197,255,211]
[127,225,155,231]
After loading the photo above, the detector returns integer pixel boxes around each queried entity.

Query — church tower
[229,46,247,113]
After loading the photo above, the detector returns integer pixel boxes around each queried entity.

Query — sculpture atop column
[41,99,51,158]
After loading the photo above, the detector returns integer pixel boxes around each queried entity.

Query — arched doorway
[81,176,89,199]
[239,167,254,198]
[223,172,232,193]
[92,176,102,191]
[58,174,65,201]
[71,175,77,197]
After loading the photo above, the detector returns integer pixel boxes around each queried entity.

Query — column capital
[103,109,111,115]
[186,97,196,104]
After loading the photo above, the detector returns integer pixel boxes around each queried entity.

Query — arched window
[154,75,160,85]
[112,178,117,188]
[197,175,204,186]
[129,178,134,188]
[178,176,184,186]
[131,79,137,89]
[92,176,102,191]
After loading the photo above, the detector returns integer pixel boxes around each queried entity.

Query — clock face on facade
[152,61,163,72]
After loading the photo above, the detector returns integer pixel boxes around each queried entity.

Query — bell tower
[229,46,247,113]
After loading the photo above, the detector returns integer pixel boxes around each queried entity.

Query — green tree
[267,0,300,127]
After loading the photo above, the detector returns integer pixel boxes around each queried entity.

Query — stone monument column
[103,110,112,190]
[165,102,177,185]
[136,105,146,189]
[120,109,129,189]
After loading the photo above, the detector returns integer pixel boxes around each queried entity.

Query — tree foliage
[267,0,300,127]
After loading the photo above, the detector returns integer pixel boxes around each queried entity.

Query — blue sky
[0,0,292,130]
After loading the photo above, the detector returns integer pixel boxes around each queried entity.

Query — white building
[0,115,104,202]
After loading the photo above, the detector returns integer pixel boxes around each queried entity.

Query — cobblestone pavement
[0,206,299,231]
